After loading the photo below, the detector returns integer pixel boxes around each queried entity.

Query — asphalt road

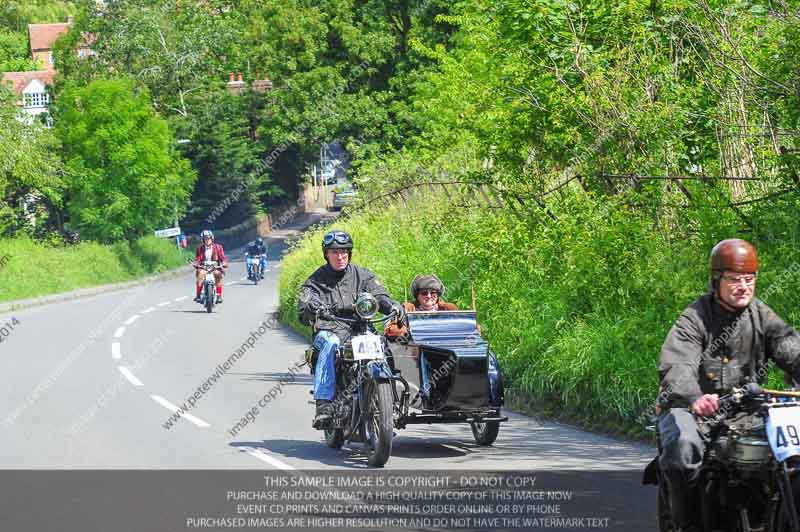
[0,219,659,530]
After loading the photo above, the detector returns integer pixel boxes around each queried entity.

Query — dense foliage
[280,0,800,436]
[54,78,196,241]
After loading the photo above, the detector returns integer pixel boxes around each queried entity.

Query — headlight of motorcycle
[354,292,378,319]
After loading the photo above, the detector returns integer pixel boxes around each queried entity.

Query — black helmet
[411,274,445,299]
[255,237,264,246]
[321,230,353,259]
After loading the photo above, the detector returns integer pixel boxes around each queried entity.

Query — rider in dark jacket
[658,239,800,531]
[245,237,268,280]
[298,230,405,427]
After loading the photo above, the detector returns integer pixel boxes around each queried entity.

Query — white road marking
[150,395,210,428]
[111,342,122,359]
[243,447,295,470]
[142,306,156,314]
[113,327,125,338]
[124,315,140,326]
[442,443,468,454]
[157,301,171,307]
[174,296,188,302]
[118,366,143,386]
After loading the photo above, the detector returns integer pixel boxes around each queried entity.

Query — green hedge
[1,235,192,302]
[279,190,800,438]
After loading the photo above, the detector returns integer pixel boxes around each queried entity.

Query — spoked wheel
[324,428,344,449]
[471,416,500,446]
[771,461,800,532]
[205,284,214,313]
[363,381,393,467]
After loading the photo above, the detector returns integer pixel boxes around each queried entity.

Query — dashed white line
[111,342,122,359]
[150,395,210,428]
[113,327,125,338]
[174,296,188,302]
[141,306,156,314]
[118,366,143,386]
[157,301,171,307]
[441,443,468,454]
[124,315,140,326]
[243,447,295,470]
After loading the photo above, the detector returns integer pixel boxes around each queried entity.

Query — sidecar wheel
[324,429,344,449]
[471,420,500,446]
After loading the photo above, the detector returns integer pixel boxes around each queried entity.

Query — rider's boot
[313,400,334,429]
[194,284,202,303]
[216,286,223,304]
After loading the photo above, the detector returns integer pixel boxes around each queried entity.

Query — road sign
[154,226,181,238]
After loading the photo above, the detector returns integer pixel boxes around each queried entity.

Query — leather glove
[391,302,407,325]
[315,305,333,321]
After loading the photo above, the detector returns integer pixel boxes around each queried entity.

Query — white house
[0,70,55,124]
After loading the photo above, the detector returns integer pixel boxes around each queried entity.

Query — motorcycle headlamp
[354,292,379,319]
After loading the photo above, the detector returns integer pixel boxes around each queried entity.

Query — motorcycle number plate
[767,406,800,462]
[352,334,383,361]
[205,273,215,282]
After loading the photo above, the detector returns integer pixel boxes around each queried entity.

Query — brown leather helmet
[709,239,759,286]
[411,274,445,298]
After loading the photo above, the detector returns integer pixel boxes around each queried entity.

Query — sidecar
[387,310,507,445]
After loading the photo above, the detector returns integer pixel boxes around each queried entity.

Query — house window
[49,51,54,65]
[23,92,50,108]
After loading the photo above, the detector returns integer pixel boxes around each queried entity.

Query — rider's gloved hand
[691,394,720,417]
[315,305,333,321]
[391,302,407,325]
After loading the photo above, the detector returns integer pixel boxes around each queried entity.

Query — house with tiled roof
[1,19,93,123]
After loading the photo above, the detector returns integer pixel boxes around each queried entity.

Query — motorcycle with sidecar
[305,293,507,467]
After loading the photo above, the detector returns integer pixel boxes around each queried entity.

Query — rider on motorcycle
[245,237,268,280]
[194,229,228,304]
[297,230,405,428]
[658,238,800,531]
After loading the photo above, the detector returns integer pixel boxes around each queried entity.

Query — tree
[0,87,63,236]
[54,78,196,241]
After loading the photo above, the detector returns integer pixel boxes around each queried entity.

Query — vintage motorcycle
[644,383,800,532]
[306,293,400,467]
[305,294,507,467]
[246,253,265,285]
[193,260,223,313]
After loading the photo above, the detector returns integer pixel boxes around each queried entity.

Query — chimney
[227,71,246,94]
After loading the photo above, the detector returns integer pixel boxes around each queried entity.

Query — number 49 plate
[767,406,800,462]
[352,334,384,361]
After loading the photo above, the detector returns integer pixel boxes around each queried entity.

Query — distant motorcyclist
[194,230,228,303]
[658,238,800,531]
[245,237,268,280]
[297,230,404,428]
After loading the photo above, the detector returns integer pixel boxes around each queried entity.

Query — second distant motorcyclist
[245,237,268,280]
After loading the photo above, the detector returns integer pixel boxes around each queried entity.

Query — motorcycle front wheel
[205,283,214,313]
[363,380,393,467]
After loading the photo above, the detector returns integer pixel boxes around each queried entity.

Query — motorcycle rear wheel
[324,429,344,449]
[364,381,393,467]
